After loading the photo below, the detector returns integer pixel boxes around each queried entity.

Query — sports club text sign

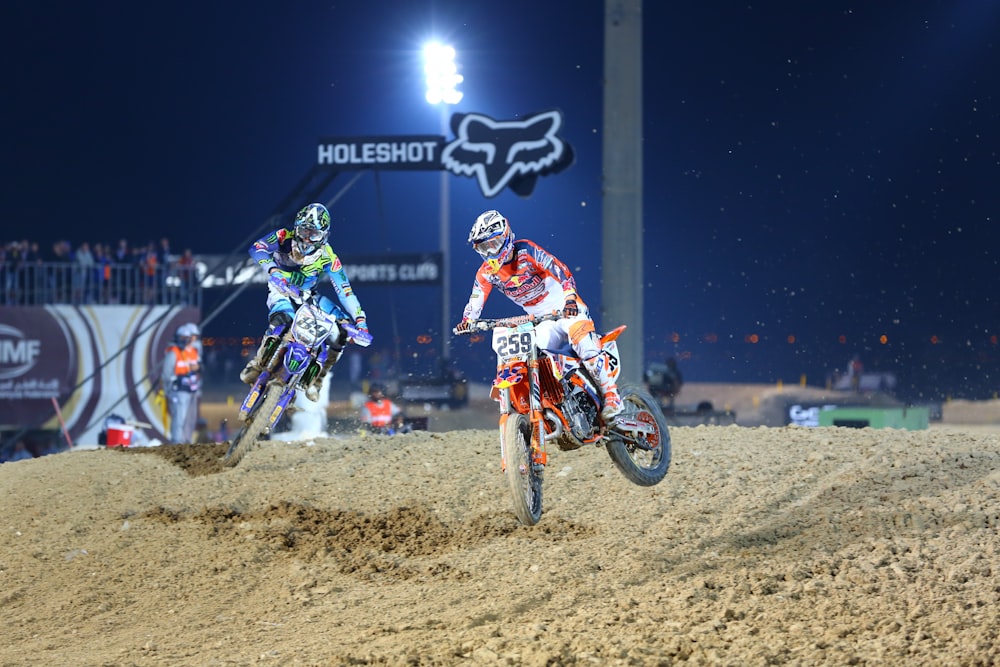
[318,110,575,198]
[341,253,442,287]
[196,253,442,289]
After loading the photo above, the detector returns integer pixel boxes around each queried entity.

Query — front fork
[496,348,547,472]
[241,339,318,421]
[240,334,285,419]
[526,355,547,468]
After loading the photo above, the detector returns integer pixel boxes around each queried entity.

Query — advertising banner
[318,110,575,198]
[0,305,199,445]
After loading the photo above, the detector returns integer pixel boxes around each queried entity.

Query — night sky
[4,1,999,400]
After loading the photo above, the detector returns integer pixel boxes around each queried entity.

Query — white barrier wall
[0,305,200,445]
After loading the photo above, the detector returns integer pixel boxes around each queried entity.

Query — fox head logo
[441,110,575,198]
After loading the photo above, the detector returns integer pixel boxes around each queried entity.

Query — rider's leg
[304,320,348,401]
[571,321,623,421]
[240,309,292,384]
[300,295,349,400]
[305,341,343,402]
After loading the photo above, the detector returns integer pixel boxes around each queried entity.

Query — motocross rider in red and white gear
[457,210,623,421]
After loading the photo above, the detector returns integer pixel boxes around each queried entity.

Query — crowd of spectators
[0,237,199,306]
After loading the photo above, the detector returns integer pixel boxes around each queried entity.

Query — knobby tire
[223,387,283,467]
[605,383,672,486]
[502,412,544,526]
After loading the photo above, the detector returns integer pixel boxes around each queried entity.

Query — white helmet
[468,210,514,271]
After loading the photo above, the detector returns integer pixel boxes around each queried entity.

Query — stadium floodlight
[424,43,464,106]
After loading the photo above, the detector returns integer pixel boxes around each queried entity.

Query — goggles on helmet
[297,225,325,244]
[473,232,507,259]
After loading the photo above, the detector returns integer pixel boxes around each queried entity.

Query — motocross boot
[239,336,275,384]
[582,353,623,422]
[305,346,342,402]
[240,314,291,385]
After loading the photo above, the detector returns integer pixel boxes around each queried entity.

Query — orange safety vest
[167,344,200,392]
[364,400,395,428]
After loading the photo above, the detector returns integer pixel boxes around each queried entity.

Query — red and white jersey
[462,239,580,319]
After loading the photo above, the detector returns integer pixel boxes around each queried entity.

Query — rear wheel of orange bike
[605,384,671,486]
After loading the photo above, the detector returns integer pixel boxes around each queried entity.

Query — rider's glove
[455,320,471,334]
[563,298,579,318]
[268,273,299,297]
[354,316,369,333]
[273,269,306,287]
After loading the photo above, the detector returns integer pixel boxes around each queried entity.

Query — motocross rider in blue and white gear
[240,203,369,401]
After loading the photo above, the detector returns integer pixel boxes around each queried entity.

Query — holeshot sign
[317,137,444,171]
[318,110,575,198]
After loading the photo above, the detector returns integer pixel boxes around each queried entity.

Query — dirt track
[3,403,1000,665]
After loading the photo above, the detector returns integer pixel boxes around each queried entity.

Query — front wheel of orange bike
[502,412,544,526]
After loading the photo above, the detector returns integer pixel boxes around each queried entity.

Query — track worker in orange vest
[161,323,201,444]
[360,384,407,434]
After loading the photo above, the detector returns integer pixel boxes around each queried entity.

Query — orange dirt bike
[454,313,671,525]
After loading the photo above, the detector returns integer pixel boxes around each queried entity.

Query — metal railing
[0,261,201,307]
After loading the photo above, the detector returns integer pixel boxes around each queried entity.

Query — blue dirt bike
[223,286,371,466]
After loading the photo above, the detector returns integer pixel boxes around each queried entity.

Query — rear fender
[542,324,627,359]
[600,325,627,345]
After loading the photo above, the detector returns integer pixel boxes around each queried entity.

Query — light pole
[423,42,462,365]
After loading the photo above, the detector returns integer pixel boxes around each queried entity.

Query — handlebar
[339,320,373,348]
[453,312,561,336]
[267,273,371,346]
[269,273,306,300]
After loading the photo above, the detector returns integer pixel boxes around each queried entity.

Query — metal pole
[440,107,451,362]
[602,0,644,383]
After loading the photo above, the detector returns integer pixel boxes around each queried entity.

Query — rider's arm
[461,266,494,321]
[323,247,366,322]
[249,229,291,275]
